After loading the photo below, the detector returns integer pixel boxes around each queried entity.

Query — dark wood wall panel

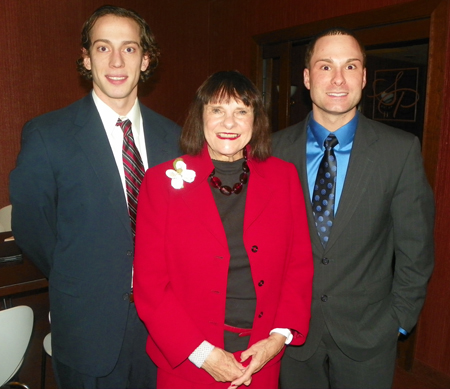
[206,0,412,75]
[142,0,210,124]
[415,2,450,375]
[1,1,89,207]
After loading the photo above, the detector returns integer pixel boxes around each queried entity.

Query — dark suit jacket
[133,146,313,384]
[9,94,181,376]
[272,113,434,362]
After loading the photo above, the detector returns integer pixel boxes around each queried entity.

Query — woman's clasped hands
[202,332,286,388]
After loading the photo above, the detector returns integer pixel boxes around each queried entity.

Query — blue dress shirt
[306,113,358,214]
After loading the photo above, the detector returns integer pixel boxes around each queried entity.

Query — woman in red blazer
[134,71,313,389]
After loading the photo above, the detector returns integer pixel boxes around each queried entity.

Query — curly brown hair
[180,71,271,161]
[76,5,160,82]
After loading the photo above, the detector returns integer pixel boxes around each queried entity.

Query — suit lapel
[179,151,229,250]
[140,103,179,168]
[243,159,273,233]
[73,95,131,236]
[326,116,378,251]
[294,119,324,251]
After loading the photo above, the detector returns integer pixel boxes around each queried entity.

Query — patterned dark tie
[312,134,338,246]
[116,118,145,238]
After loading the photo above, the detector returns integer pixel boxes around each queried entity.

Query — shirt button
[251,245,258,253]
[321,295,328,302]
[322,258,329,265]
[126,250,132,257]
[258,280,264,287]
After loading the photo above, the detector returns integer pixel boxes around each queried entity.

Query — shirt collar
[91,90,142,135]
[308,111,359,149]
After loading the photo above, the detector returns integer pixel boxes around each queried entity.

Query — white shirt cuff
[270,328,293,344]
[188,340,215,368]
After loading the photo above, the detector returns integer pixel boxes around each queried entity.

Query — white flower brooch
[166,158,196,189]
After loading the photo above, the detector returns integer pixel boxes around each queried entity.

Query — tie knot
[116,118,132,136]
[324,134,338,150]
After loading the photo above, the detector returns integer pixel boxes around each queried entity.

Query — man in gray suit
[273,27,434,389]
[10,5,180,389]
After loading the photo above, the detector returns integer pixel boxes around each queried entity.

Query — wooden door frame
[252,0,450,189]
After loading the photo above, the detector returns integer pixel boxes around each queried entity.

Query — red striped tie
[116,118,145,238]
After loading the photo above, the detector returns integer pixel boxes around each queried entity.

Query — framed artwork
[369,68,420,122]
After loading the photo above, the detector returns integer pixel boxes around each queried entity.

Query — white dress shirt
[91,90,149,200]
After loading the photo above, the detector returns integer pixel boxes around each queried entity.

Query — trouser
[280,324,397,389]
[53,303,156,389]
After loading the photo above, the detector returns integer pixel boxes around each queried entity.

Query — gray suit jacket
[272,113,434,361]
[10,94,181,376]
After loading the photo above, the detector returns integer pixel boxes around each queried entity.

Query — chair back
[0,305,34,385]
[0,205,12,232]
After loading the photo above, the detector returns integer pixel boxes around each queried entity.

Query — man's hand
[228,333,286,388]
[202,347,251,385]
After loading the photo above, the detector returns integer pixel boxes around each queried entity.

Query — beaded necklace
[209,148,249,195]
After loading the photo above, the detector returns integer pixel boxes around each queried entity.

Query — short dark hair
[180,71,271,161]
[304,27,366,69]
[76,5,160,82]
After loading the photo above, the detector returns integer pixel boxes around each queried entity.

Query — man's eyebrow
[92,39,140,46]
[313,57,363,65]
[122,40,140,46]
[346,58,363,63]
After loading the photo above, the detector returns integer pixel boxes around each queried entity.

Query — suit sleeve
[391,137,434,332]
[9,122,58,277]
[133,169,206,369]
[273,163,313,345]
